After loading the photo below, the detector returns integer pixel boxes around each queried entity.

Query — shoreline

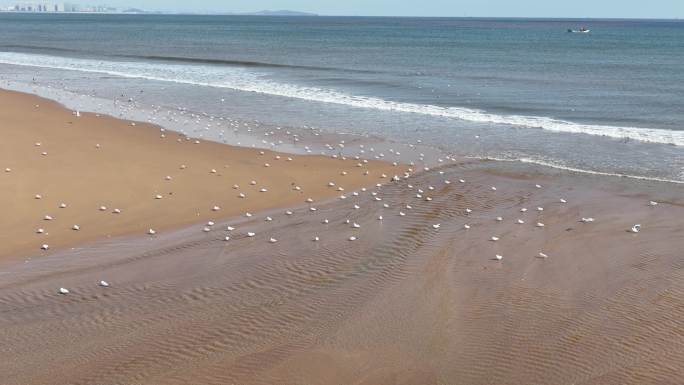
[2,80,683,186]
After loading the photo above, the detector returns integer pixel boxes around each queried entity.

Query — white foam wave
[1,51,682,146]
[471,155,684,185]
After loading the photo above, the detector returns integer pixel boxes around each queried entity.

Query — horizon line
[0,11,682,20]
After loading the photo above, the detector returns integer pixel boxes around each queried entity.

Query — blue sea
[1,14,682,181]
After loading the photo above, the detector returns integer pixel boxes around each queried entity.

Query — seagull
[34,194,42,199]
[649,201,658,206]
[352,223,361,228]
[212,206,221,211]
[495,254,503,261]
[490,236,500,242]
[520,208,528,213]
[224,236,230,241]
[538,252,549,259]
[432,224,441,229]
[59,203,67,208]
[203,227,211,232]
[348,236,357,241]
[227,226,235,231]
[147,229,156,235]
[99,280,110,287]
[560,198,567,203]
[247,232,256,237]
[465,208,472,214]
[155,194,163,200]
[464,224,471,229]
[581,217,595,223]
[496,217,503,222]
[399,211,406,216]
[113,208,122,214]
[269,237,278,243]
[36,228,45,234]
[43,215,53,221]
[377,215,383,220]
[536,222,545,227]
[41,244,49,250]
[59,287,70,295]
[537,207,544,212]
[535,184,542,189]
[245,212,253,217]
[630,224,641,233]
[265,216,273,221]
[99,206,107,211]
[285,210,293,216]
[72,224,80,231]
[313,236,320,241]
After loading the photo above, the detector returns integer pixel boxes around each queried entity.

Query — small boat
[568,27,590,33]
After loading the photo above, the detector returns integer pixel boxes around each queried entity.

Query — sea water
[1,15,682,181]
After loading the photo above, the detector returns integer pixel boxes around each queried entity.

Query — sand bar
[0,89,399,261]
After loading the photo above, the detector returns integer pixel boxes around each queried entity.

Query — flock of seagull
[5,91,658,295]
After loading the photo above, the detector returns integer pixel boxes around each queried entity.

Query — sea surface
[1,14,683,181]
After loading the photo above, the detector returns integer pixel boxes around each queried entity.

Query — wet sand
[1,152,683,384]
[0,89,399,261]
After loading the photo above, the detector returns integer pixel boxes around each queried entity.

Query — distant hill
[245,10,318,16]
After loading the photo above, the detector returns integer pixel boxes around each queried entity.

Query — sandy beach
[0,89,399,261]
[2,89,684,384]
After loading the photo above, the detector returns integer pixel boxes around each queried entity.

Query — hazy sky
[1,0,681,17]
[86,0,683,18]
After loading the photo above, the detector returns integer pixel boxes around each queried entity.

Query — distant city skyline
[0,0,682,18]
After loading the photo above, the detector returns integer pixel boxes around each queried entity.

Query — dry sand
[2,90,684,384]
[0,89,399,261]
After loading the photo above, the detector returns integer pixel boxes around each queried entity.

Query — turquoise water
[1,15,682,181]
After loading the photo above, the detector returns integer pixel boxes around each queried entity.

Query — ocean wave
[116,54,379,73]
[1,51,682,147]
[472,155,684,185]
